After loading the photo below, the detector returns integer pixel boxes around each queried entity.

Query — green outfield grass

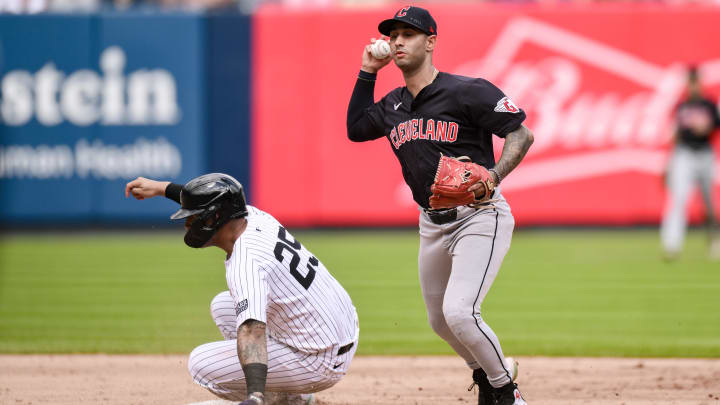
[0,229,718,357]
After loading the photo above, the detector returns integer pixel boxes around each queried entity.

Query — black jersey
[347,71,526,209]
[675,97,720,150]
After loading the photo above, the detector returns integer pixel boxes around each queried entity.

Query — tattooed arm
[491,124,534,183]
[237,319,268,404]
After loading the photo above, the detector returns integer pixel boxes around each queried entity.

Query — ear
[426,35,436,52]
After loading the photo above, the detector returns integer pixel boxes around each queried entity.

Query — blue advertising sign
[0,13,250,225]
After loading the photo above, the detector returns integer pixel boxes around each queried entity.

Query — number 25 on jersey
[273,227,316,289]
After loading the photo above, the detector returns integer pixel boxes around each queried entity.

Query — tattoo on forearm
[494,125,534,181]
[237,320,267,365]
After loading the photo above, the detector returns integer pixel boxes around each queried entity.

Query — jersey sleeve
[466,79,526,138]
[346,71,387,142]
[226,243,269,328]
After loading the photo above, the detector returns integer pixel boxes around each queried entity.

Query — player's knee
[423,303,452,335]
[427,310,451,337]
[188,345,210,385]
[210,291,237,339]
[210,290,233,314]
[210,291,236,321]
[442,302,480,333]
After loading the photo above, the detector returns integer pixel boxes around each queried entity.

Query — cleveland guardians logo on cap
[379,5,437,37]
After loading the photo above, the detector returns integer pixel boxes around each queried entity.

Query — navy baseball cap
[378,6,437,36]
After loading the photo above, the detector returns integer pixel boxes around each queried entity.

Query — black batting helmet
[170,173,248,248]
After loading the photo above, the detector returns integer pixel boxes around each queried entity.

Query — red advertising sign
[253,4,720,226]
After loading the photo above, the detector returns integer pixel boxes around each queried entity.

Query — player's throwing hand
[361,36,392,74]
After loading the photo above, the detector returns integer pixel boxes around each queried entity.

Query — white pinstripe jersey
[225,206,359,353]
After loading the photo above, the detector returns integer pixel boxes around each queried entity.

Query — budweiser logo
[453,17,720,191]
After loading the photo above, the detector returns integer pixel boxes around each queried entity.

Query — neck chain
[431,68,439,82]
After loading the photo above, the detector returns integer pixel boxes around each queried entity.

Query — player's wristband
[242,363,268,395]
[358,70,377,82]
[165,183,182,204]
[248,393,265,404]
[489,169,501,185]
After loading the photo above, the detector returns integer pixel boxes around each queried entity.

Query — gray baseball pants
[661,145,716,253]
[418,193,515,388]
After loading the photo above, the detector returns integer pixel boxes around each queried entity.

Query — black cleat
[469,368,495,405]
[492,382,527,405]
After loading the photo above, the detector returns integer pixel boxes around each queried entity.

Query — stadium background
[1,2,720,404]
[2,4,719,226]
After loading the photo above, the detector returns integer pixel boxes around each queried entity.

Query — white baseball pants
[187,291,357,402]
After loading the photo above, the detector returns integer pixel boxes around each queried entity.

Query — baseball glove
[429,155,496,210]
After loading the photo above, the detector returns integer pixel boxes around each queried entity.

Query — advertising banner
[0,13,251,224]
[253,5,720,226]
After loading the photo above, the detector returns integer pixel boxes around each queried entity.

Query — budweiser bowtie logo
[453,17,720,191]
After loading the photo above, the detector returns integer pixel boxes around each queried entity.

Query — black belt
[337,342,354,355]
[425,208,458,225]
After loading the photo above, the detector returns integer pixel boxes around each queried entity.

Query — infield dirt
[1,355,718,405]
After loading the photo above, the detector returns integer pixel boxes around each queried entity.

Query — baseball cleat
[469,358,519,405]
[493,382,527,405]
[470,368,494,405]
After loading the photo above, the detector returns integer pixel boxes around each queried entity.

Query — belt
[337,342,354,356]
[425,208,457,225]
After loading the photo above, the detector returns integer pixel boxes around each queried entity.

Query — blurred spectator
[50,0,98,11]
[660,66,720,261]
[283,0,332,8]
[108,0,248,12]
[0,0,100,12]
[0,0,46,13]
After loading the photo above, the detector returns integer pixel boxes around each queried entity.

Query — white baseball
[370,39,391,59]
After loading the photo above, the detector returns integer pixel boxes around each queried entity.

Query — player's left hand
[124,177,170,200]
[429,156,496,209]
[468,182,487,199]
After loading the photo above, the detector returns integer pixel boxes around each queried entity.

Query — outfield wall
[1,6,719,226]
[253,4,720,226]
[0,13,251,224]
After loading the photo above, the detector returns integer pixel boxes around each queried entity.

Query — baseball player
[125,173,359,405]
[661,66,720,260]
[346,6,534,405]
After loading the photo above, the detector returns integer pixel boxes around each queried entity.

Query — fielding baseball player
[125,173,359,405]
[661,66,720,260]
[346,6,534,405]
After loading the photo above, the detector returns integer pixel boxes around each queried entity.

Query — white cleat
[511,386,528,405]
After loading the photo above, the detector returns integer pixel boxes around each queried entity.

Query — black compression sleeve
[241,363,268,394]
[346,71,384,141]
[165,183,182,204]
[358,70,377,82]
